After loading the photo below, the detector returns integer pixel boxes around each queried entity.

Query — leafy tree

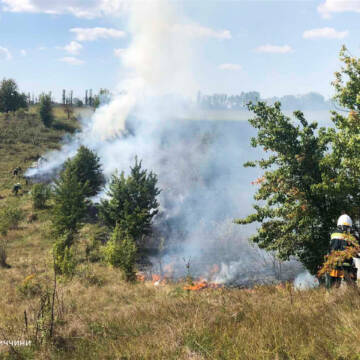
[235,102,334,273]
[236,46,360,274]
[51,165,88,237]
[0,78,27,113]
[65,146,105,198]
[99,157,160,243]
[39,93,54,127]
[103,225,137,281]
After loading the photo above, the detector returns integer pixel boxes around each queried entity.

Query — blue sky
[0,0,359,101]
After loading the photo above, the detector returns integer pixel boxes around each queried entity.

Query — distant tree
[0,78,27,113]
[89,89,93,106]
[93,95,100,110]
[99,157,160,243]
[65,146,105,198]
[39,93,54,127]
[63,103,73,121]
[73,98,83,107]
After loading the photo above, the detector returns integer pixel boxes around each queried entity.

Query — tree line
[197,91,330,111]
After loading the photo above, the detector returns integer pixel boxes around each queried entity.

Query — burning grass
[2,107,360,359]
[2,259,360,360]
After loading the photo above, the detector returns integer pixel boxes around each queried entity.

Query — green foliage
[0,203,23,268]
[236,46,360,274]
[0,204,24,233]
[52,120,76,133]
[103,225,137,281]
[85,225,108,262]
[0,78,27,113]
[51,165,88,237]
[53,232,77,276]
[65,146,105,197]
[332,45,360,111]
[32,183,51,209]
[99,157,160,243]
[76,263,105,287]
[17,274,43,298]
[39,93,54,127]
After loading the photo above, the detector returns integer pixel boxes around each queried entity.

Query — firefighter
[12,183,22,196]
[12,167,22,177]
[325,214,359,288]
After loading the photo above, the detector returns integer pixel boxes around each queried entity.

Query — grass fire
[2,0,360,359]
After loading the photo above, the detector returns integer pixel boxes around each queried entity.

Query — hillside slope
[0,108,360,360]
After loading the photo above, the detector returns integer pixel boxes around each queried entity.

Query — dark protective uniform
[12,183,22,196]
[325,230,359,288]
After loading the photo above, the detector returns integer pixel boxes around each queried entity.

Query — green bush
[32,183,51,209]
[0,205,24,231]
[103,225,137,282]
[77,263,105,287]
[53,232,77,276]
[85,225,108,262]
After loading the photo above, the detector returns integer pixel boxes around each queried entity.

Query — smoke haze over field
[28,0,313,284]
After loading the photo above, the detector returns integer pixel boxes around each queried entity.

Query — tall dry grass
[1,107,360,359]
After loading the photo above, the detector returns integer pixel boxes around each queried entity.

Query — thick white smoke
[28,0,304,285]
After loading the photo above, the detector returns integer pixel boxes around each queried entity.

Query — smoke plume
[28,0,304,285]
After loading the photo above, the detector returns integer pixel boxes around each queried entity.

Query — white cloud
[303,27,348,39]
[20,49,27,56]
[172,23,231,39]
[255,44,293,54]
[63,41,83,55]
[0,46,12,60]
[70,27,126,42]
[114,48,125,58]
[218,63,242,71]
[59,56,84,65]
[1,0,128,18]
[318,0,360,18]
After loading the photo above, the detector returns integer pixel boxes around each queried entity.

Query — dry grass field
[1,106,360,360]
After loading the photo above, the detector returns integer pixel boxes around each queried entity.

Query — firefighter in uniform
[12,183,22,196]
[325,214,359,288]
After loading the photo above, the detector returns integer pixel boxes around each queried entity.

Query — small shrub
[0,205,24,231]
[52,120,76,134]
[15,108,26,119]
[27,213,38,223]
[17,274,43,298]
[103,225,137,282]
[53,234,77,277]
[85,225,108,262]
[77,264,105,287]
[32,183,51,209]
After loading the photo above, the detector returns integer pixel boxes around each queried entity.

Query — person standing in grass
[325,214,359,288]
